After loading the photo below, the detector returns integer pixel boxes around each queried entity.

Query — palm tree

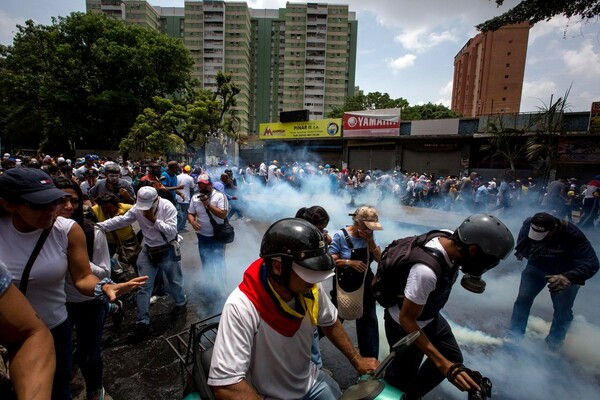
[480,113,530,172]
[524,86,572,182]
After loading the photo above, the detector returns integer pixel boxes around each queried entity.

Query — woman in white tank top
[0,168,146,400]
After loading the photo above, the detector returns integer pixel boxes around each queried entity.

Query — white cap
[292,262,334,284]
[136,186,158,210]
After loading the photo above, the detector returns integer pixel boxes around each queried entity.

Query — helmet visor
[292,262,334,284]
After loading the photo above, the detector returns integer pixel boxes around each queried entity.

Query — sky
[1,0,599,113]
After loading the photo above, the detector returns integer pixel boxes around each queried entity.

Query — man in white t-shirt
[258,162,268,185]
[187,173,229,292]
[208,218,379,400]
[119,160,133,183]
[267,160,278,185]
[176,165,196,231]
[383,214,514,400]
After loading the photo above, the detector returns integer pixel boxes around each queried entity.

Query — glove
[545,274,571,293]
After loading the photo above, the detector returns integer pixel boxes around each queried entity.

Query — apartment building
[86,0,357,139]
[451,22,531,117]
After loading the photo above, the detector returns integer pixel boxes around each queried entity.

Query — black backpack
[371,230,451,308]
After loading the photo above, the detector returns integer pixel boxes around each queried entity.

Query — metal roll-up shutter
[402,148,461,176]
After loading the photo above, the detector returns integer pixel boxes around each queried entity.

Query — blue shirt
[329,227,380,260]
[0,261,13,297]
[161,171,178,201]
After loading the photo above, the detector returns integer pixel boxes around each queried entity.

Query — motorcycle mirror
[372,331,420,379]
[392,331,420,354]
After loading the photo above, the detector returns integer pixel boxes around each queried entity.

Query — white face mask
[149,198,159,213]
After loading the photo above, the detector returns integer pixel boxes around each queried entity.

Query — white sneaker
[150,295,160,305]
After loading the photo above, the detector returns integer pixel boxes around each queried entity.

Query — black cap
[0,168,67,205]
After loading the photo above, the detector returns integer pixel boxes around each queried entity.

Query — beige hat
[349,206,383,230]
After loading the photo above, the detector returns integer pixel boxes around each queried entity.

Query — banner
[343,108,400,137]
[589,101,600,133]
[259,119,341,140]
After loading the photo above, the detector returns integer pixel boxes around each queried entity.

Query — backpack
[371,230,451,308]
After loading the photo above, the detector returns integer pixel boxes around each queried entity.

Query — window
[504,86,508,90]
[502,97,506,101]
[506,63,510,67]
[505,75,509,78]
[507,52,511,56]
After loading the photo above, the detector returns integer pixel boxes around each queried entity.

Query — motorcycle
[168,319,491,400]
[340,331,419,400]
[341,329,492,400]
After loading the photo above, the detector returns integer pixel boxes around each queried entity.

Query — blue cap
[0,168,66,205]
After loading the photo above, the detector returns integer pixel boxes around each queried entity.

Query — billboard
[343,109,401,137]
[589,101,600,133]
[259,119,342,140]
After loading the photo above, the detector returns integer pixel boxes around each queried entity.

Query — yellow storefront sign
[259,119,342,140]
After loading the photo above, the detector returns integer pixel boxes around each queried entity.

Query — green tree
[524,88,571,181]
[0,12,194,156]
[121,71,240,155]
[480,115,529,171]
[477,0,600,31]
[404,102,459,121]
[327,92,455,120]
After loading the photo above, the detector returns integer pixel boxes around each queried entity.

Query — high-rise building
[86,0,357,139]
[451,23,530,118]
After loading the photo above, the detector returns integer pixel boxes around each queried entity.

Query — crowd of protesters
[228,159,599,227]
[0,150,598,400]
[1,152,599,228]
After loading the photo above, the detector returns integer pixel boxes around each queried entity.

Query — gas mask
[458,246,500,293]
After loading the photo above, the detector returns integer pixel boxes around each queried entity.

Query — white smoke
[185,154,600,399]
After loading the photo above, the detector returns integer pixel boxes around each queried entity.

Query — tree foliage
[120,71,240,155]
[477,0,600,32]
[479,87,572,179]
[480,116,529,171]
[524,88,571,181]
[403,103,459,121]
[0,12,194,155]
[327,92,457,121]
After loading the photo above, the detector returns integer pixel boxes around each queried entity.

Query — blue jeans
[227,200,244,219]
[356,271,379,358]
[137,246,187,325]
[177,202,190,231]
[51,319,74,400]
[67,299,108,396]
[302,370,341,400]
[509,263,580,347]
[197,234,226,288]
[310,329,323,368]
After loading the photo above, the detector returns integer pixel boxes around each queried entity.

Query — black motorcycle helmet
[260,218,334,286]
[455,214,515,293]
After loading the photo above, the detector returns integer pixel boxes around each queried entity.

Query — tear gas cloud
[193,148,600,399]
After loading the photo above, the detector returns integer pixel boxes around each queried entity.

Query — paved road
[78,199,599,400]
